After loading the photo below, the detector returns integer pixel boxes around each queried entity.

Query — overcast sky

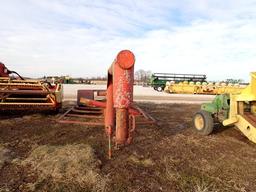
[0,0,256,81]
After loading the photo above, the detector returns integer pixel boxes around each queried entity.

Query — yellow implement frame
[223,72,256,143]
[165,81,245,95]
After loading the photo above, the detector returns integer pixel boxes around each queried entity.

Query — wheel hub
[194,114,204,130]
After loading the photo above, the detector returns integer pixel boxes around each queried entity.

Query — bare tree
[225,79,244,84]
[135,69,152,85]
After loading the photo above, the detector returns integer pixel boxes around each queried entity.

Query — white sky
[0,0,256,81]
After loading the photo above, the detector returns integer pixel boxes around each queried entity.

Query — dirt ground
[0,102,256,192]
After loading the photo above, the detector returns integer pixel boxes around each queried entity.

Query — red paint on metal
[113,52,135,109]
[115,108,129,145]
[79,97,106,108]
[128,107,141,116]
[77,90,106,106]
[0,63,9,77]
[116,50,135,69]
[66,114,103,119]
[127,115,136,144]
[105,73,114,134]
[97,90,107,96]
[59,50,156,150]
[107,50,135,145]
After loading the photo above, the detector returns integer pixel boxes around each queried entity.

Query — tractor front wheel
[157,86,163,92]
[193,110,213,135]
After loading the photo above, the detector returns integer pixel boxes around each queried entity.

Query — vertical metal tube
[106,50,135,145]
[105,72,114,134]
[113,50,135,145]
[115,108,129,145]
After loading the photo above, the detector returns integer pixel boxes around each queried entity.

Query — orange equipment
[58,50,156,157]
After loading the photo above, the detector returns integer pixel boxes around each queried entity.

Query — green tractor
[150,76,166,92]
[193,94,230,135]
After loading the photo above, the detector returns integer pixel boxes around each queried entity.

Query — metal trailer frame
[0,77,63,111]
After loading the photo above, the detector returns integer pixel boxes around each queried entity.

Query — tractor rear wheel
[193,110,213,135]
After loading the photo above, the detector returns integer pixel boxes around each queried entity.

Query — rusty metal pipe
[115,108,129,144]
[105,73,114,134]
[106,50,135,145]
[80,97,106,108]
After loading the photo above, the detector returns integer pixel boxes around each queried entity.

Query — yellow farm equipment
[193,72,256,143]
[165,81,245,95]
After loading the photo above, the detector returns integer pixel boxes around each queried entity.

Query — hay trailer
[193,72,256,143]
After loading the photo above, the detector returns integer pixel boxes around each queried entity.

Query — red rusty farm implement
[58,50,156,156]
[0,62,63,111]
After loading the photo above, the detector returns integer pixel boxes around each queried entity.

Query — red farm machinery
[58,50,156,157]
[0,50,155,158]
[0,62,63,112]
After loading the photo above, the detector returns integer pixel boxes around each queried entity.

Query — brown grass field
[0,102,256,192]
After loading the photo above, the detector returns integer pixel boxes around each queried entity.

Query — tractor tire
[157,86,163,92]
[193,110,213,135]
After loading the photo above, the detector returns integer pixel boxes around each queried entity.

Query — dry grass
[163,153,249,192]
[128,155,154,167]
[163,156,220,192]
[20,144,108,192]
